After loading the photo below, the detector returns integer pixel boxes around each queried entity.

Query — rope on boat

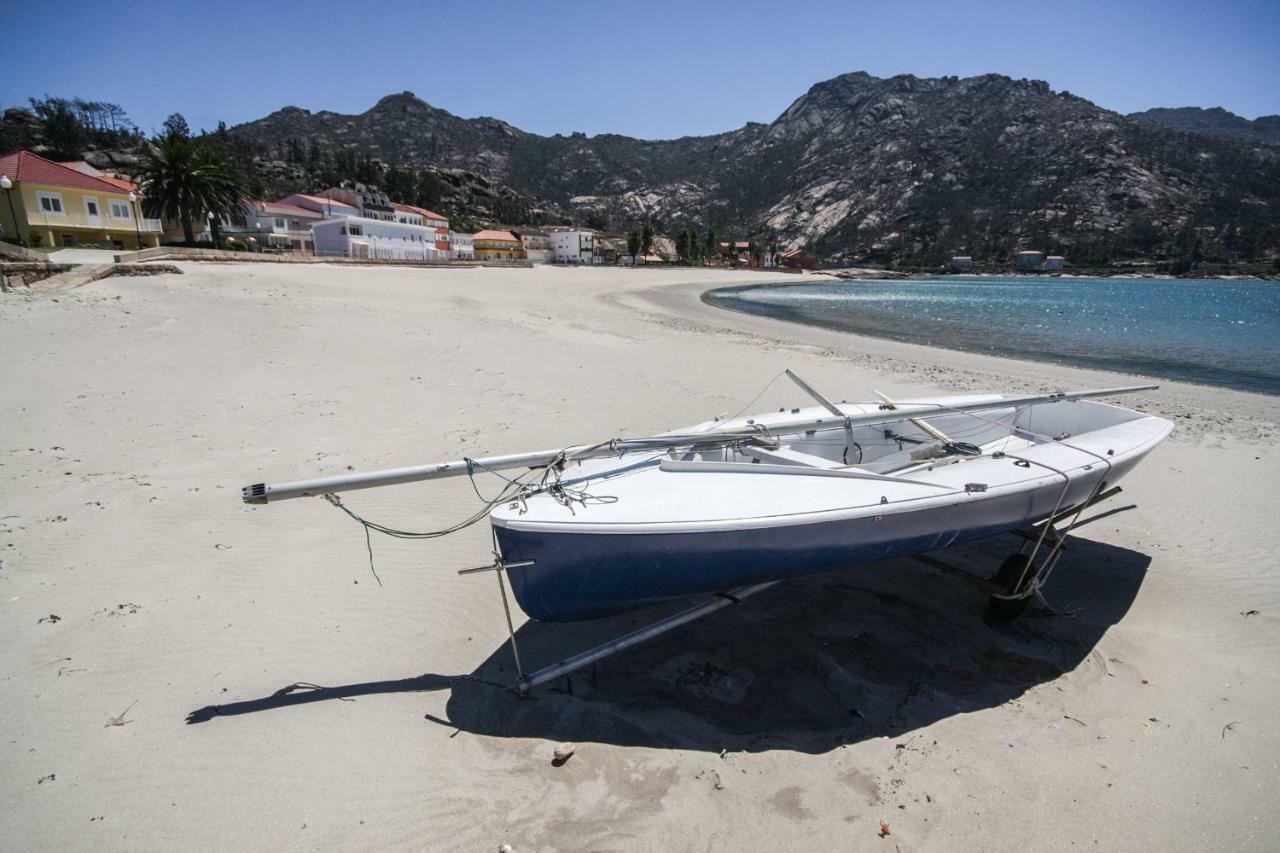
[321,445,627,582]
[695,369,789,431]
[321,459,547,585]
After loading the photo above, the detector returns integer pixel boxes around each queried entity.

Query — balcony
[25,209,162,232]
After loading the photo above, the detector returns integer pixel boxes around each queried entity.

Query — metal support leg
[912,486,1124,601]
[458,551,535,687]
[514,581,779,695]
[495,568,525,683]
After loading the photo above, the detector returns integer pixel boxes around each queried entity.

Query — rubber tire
[985,553,1034,623]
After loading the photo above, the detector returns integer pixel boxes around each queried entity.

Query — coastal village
[0,148,822,271]
[1,144,1086,276]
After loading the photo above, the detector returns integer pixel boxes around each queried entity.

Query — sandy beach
[2,262,1277,851]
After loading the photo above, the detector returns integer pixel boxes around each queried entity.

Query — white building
[515,228,553,264]
[197,200,322,253]
[312,216,443,260]
[550,228,595,264]
[1044,255,1066,270]
[392,203,424,226]
[243,201,322,253]
[450,232,475,260]
[319,185,396,221]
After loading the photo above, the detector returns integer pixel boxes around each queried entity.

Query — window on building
[275,218,285,228]
[60,233,77,246]
[38,192,64,214]
[109,200,131,218]
[348,224,363,236]
[84,198,100,217]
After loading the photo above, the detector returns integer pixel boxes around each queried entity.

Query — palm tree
[137,137,247,244]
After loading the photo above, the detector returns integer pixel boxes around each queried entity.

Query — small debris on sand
[879,820,891,837]
[37,614,61,624]
[37,774,55,784]
[105,699,138,728]
[552,742,575,766]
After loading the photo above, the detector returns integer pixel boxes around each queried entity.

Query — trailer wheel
[985,554,1035,623]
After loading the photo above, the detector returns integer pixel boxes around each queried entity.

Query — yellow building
[0,150,162,250]
[472,229,527,262]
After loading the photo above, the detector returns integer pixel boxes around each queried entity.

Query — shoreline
[697,277,1280,399]
[819,268,1280,282]
[616,275,1276,444]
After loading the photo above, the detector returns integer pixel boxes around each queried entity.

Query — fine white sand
[2,262,1277,851]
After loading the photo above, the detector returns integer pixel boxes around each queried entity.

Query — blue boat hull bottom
[495,467,1114,623]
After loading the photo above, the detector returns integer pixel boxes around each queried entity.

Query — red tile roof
[59,160,138,192]
[473,229,520,242]
[287,193,358,211]
[0,150,136,195]
[257,201,320,216]
[99,175,138,193]
[392,202,448,221]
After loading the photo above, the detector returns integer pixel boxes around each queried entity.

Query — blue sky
[5,0,1278,139]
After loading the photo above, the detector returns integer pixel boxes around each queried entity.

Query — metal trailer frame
[460,484,1124,696]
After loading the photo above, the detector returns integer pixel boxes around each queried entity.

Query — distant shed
[1044,255,1066,270]
[951,255,974,271]
[1015,250,1045,270]
[782,248,816,269]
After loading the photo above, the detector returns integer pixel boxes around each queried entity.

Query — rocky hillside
[1128,106,1280,146]
[230,74,1280,267]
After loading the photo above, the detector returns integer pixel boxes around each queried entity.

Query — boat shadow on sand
[187,531,1148,755]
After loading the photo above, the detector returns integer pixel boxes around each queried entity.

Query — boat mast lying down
[241,384,1157,504]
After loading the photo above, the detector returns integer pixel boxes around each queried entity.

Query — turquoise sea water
[704,277,1280,395]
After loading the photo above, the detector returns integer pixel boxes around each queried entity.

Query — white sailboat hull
[492,396,1173,621]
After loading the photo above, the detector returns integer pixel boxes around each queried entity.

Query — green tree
[640,221,653,256]
[384,165,415,203]
[675,230,689,263]
[28,96,87,160]
[162,113,191,141]
[627,230,641,263]
[412,170,444,210]
[137,137,247,244]
[685,228,702,264]
[705,228,717,262]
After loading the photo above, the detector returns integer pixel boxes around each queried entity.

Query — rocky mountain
[1128,106,1280,146]
[230,73,1280,267]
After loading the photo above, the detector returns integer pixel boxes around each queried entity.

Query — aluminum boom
[241,384,1156,504]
